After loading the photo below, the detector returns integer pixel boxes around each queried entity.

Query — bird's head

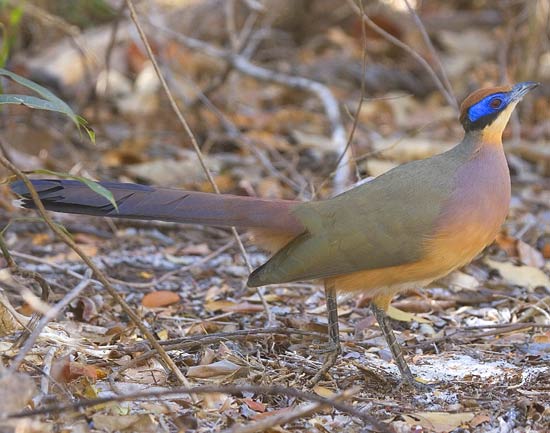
[459,82,539,142]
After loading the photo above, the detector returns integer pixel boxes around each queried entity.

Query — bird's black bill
[510,81,540,101]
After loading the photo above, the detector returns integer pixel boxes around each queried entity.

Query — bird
[11,81,539,388]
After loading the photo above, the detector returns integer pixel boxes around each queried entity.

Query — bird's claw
[306,342,341,387]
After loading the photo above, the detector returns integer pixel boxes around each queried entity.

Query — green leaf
[0,68,94,142]
[0,5,22,69]
[0,23,9,69]
[28,170,118,212]
[76,115,96,144]
[0,94,71,112]
[9,6,23,27]
[0,68,74,118]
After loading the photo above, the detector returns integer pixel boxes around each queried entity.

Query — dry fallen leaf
[440,270,480,290]
[204,300,264,313]
[31,233,50,246]
[251,407,293,421]
[64,244,99,261]
[242,398,267,413]
[142,290,180,308]
[52,357,101,382]
[469,413,491,428]
[187,360,243,378]
[517,240,545,268]
[403,411,475,433]
[313,385,335,398]
[484,259,550,289]
[386,305,431,323]
[92,414,158,433]
[533,332,550,343]
[363,158,399,177]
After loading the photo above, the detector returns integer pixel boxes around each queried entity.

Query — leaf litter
[0,1,549,432]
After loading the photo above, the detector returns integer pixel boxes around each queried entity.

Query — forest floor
[0,1,549,432]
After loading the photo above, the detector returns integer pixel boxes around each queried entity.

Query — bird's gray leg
[307,282,341,386]
[371,302,432,390]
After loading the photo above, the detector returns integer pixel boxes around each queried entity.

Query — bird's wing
[248,153,458,286]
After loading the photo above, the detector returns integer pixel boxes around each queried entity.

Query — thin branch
[346,0,458,113]
[147,17,351,194]
[0,153,190,387]
[519,296,550,322]
[403,0,457,110]
[103,0,127,97]
[126,327,328,353]
[319,0,369,193]
[115,327,329,376]
[8,272,93,372]
[125,0,274,324]
[4,384,389,432]
[223,402,325,433]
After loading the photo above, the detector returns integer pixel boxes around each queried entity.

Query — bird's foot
[307,342,341,387]
[399,372,438,391]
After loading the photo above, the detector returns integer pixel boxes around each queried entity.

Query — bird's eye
[490,98,502,109]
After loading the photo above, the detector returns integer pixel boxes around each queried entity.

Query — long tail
[11,179,304,235]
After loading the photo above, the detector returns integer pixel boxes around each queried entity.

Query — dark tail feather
[11,179,304,234]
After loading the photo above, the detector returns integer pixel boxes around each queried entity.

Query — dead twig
[147,16,351,194]
[0,153,189,387]
[403,322,546,350]
[403,0,457,110]
[7,271,93,373]
[519,297,550,322]
[224,402,325,433]
[346,0,458,113]
[125,0,274,324]
[223,387,361,433]
[114,327,329,377]
[4,384,388,432]
[39,347,56,398]
[126,327,328,353]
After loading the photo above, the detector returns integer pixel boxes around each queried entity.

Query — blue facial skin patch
[468,92,510,123]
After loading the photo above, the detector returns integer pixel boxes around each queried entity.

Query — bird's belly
[424,216,502,274]
[327,220,498,296]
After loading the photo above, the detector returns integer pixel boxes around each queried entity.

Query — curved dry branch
[5,384,389,432]
[148,18,351,194]
[346,0,458,114]
[0,153,189,388]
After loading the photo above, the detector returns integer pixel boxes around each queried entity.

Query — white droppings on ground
[363,352,549,384]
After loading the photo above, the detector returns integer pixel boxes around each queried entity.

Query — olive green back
[248,134,480,286]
